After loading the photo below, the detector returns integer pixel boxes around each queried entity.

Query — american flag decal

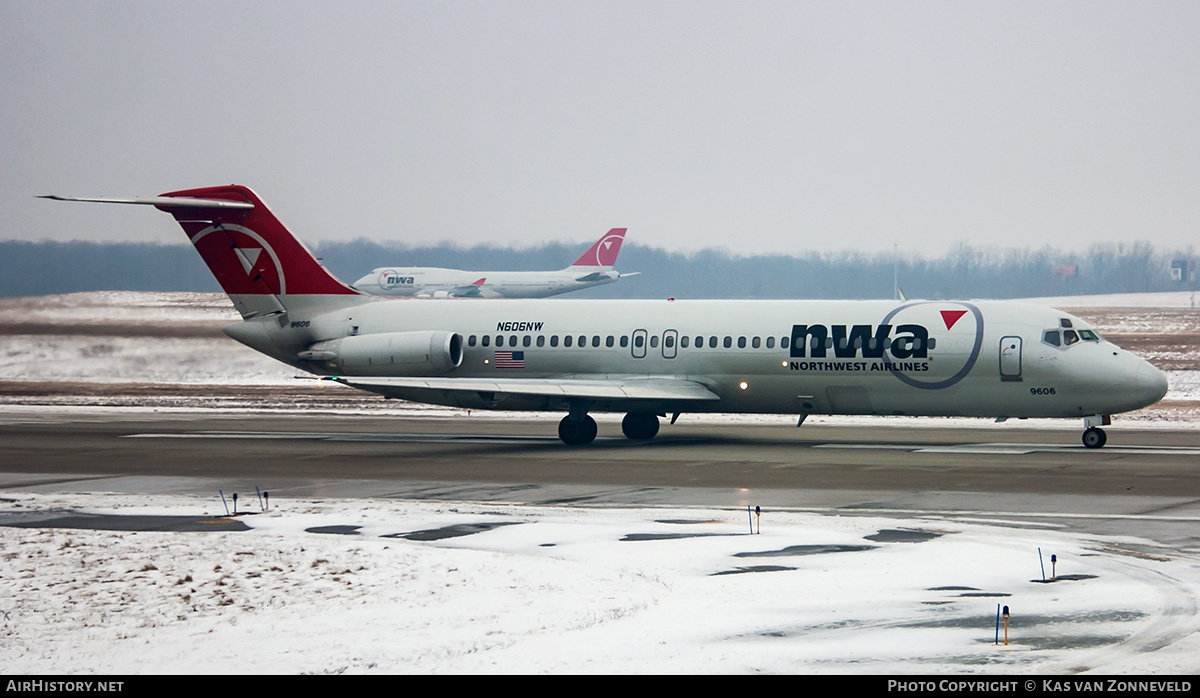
[494,350,525,368]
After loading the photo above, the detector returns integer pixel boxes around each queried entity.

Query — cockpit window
[1044,322,1101,349]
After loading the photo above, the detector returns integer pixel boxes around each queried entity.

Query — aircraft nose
[1135,361,1169,407]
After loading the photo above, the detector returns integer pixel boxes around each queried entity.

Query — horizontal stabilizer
[39,195,254,210]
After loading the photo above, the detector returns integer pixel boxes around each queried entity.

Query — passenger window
[723,336,732,349]
[752,336,761,349]
[1043,330,1061,347]
[564,335,573,347]
[665,335,675,348]
[578,335,586,347]
[495,335,504,347]
[510,335,517,346]
[709,336,718,348]
[781,337,790,349]
[650,336,659,348]
[634,335,643,348]
[766,336,775,349]
[523,335,532,347]
[481,335,490,347]
[681,336,690,348]
[620,336,629,348]
[537,336,545,347]
[737,336,746,349]
[550,335,559,347]
[606,336,614,348]
[927,338,936,350]
[468,335,477,347]
[592,335,600,348]
[1064,330,1079,345]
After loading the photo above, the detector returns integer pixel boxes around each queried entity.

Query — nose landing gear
[1082,427,1107,449]
[1082,415,1112,449]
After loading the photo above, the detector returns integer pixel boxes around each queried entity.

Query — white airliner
[43,186,1169,448]
[351,228,638,298]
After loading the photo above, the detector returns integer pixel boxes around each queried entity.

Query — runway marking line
[120,432,1200,455]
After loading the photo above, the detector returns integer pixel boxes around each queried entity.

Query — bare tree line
[0,239,1192,300]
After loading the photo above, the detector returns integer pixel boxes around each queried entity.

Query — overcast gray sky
[3,1,1198,256]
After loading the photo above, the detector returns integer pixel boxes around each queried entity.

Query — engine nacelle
[300,331,463,376]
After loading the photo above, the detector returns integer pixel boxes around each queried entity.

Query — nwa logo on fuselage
[379,270,415,289]
[790,324,929,359]
[784,302,984,391]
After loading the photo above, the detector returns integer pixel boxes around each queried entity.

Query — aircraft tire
[621,412,660,440]
[558,415,598,445]
[1082,427,1107,449]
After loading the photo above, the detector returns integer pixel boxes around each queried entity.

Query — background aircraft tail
[569,228,628,268]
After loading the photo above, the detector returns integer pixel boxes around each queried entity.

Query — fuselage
[47,184,1169,446]
[227,296,1169,419]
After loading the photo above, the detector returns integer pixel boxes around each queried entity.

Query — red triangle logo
[941,310,967,330]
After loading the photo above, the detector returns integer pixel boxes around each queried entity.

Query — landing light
[739,381,748,390]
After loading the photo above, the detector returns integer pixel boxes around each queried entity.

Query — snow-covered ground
[3,492,1199,674]
[1022,290,1199,309]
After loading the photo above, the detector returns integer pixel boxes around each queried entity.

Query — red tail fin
[570,228,627,267]
[156,185,358,297]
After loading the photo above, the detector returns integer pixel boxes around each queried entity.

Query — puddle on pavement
[865,528,942,543]
[0,510,251,532]
[1031,574,1099,584]
[306,525,362,536]
[711,565,797,576]
[734,544,876,557]
[387,521,522,541]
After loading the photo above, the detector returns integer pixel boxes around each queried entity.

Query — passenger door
[1000,336,1022,382]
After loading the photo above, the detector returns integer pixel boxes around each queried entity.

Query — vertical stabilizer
[154,185,361,318]
[569,228,628,268]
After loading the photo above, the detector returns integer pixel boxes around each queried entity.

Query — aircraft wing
[323,375,721,402]
[449,282,486,297]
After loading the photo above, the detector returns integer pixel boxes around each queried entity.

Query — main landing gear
[1082,414,1112,449]
[621,412,659,440]
[558,414,598,446]
[556,411,664,445]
